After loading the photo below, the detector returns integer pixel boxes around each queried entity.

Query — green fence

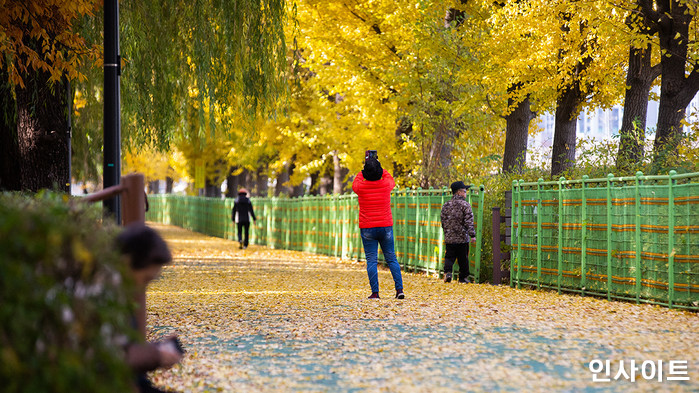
[146,187,486,280]
[511,171,699,310]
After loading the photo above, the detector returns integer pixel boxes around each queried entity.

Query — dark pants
[444,243,470,281]
[237,222,250,246]
[360,226,403,293]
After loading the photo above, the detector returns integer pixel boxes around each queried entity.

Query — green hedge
[0,192,136,393]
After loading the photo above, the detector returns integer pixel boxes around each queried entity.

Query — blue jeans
[360,226,403,293]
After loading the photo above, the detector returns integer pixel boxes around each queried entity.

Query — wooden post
[121,173,146,339]
[121,173,145,226]
[84,173,146,340]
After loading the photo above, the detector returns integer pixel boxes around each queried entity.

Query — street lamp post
[104,0,121,222]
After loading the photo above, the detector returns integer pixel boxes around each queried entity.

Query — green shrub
[0,192,136,393]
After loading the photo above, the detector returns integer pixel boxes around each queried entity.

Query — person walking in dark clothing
[440,181,476,283]
[232,188,256,249]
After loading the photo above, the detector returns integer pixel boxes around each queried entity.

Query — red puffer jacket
[352,169,395,229]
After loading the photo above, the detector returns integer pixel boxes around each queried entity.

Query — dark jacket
[232,196,256,223]
[440,195,476,244]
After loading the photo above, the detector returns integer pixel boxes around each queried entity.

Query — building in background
[528,92,699,165]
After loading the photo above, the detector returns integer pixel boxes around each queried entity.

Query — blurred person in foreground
[117,224,183,393]
[440,181,476,283]
[352,151,404,299]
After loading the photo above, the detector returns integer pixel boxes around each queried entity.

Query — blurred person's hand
[157,335,184,368]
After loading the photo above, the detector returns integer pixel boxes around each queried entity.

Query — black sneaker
[444,273,452,283]
[458,278,472,284]
[395,291,405,299]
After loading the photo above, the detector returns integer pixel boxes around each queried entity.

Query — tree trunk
[204,178,221,198]
[288,159,305,197]
[274,163,292,196]
[616,44,659,171]
[13,70,69,191]
[291,183,305,197]
[225,167,238,198]
[645,0,699,168]
[319,175,332,195]
[502,92,535,174]
[165,176,174,193]
[309,172,320,196]
[148,180,160,194]
[333,151,344,194]
[226,167,251,197]
[0,69,20,191]
[226,167,238,198]
[255,167,268,196]
[551,85,582,176]
[393,117,412,182]
[244,170,254,194]
[421,114,461,187]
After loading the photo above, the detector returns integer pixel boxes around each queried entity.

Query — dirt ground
[147,223,698,393]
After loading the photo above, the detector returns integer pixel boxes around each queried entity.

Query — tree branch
[637,0,659,26]
[342,3,401,59]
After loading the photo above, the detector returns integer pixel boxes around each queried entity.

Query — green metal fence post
[606,173,614,302]
[558,177,565,294]
[347,196,351,259]
[414,188,422,272]
[475,185,485,283]
[510,181,517,288]
[439,188,446,276]
[634,171,643,304]
[392,188,398,264]
[330,194,342,257]
[426,187,433,275]
[537,178,543,290]
[404,188,409,269]
[581,175,588,296]
[668,170,676,308]
[516,180,524,289]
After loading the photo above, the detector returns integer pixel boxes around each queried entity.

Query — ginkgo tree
[0,0,101,191]
[252,0,506,189]
[463,0,631,176]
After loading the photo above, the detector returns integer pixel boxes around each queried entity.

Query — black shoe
[444,273,452,283]
[395,291,405,299]
[458,278,472,284]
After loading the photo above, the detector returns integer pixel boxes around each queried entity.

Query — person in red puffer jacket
[352,155,404,300]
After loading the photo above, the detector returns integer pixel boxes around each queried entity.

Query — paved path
[147,224,698,392]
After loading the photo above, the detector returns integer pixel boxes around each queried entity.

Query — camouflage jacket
[440,195,476,244]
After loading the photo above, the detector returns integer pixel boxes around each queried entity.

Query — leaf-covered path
[148,224,697,393]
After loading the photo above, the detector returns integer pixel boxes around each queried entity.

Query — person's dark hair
[362,157,383,181]
[117,224,172,270]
